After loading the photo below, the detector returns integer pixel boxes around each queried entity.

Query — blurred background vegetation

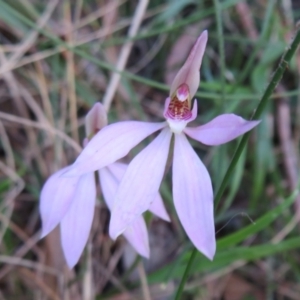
[0,0,300,299]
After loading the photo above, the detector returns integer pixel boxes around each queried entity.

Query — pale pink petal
[40,166,79,238]
[64,121,166,177]
[85,102,108,136]
[170,31,208,99]
[163,97,171,116]
[148,194,170,222]
[60,173,96,268]
[173,133,215,260]
[99,167,150,257]
[82,137,89,148]
[107,162,170,222]
[184,114,260,146]
[107,162,127,182]
[98,167,118,210]
[122,218,150,258]
[109,128,172,239]
[190,99,198,122]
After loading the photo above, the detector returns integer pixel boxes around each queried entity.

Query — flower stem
[174,248,197,300]
[213,0,226,188]
[213,0,226,105]
[215,27,300,210]
[174,27,300,300]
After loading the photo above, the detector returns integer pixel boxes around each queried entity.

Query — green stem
[174,248,197,300]
[215,27,300,209]
[174,27,300,299]
[175,1,225,298]
[213,0,226,104]
[213,0,226,188]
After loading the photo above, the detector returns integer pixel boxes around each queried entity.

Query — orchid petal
[60,173,96,268]
[85,102,108,136]
[40,166,79,238]
[148,194,170,222]
[106,162,127,182]
[83,137,89,148]
[190,99,198,122]
[109,128,172,239]
[64,121,166,177]
[122,218,150,258]
[173,133,215,260]
[163,97,171,116]
[107,162,170,222]
[184,114,260,146]
[99,167,150,257]
[98,167,118,210]
[170,31,208,99]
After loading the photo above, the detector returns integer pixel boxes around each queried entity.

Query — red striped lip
[165,97,192,121]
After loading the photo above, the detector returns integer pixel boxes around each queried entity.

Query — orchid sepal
[169,30,208,101]
[85,102,108,137]
[63,121,166,177]
[184,114,261,146]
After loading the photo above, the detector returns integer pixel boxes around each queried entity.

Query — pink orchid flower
[40,103,169,268]
[65,31,260,260]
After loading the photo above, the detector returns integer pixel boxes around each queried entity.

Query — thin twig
[75,0,126,30]
[0,111,81,153]
[83,240,94,300]
[0,5,165,75]
[0,0,59,74]
[137,262,152,300]
[34,60,55,125]
[0,255,58,276]
[0,120,15,169]
[0,51,49,176]
[64,1,79,143]
[98,243,125,291]
[0,230,41,279]
[102,0,149,111]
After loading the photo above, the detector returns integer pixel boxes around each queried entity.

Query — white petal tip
[40,225,53,240]
[65,258,78,269]
[199,247,215,261]
[133,244,150,259]
[109,227,125,241]
[165,216,171,222]
[141,251,150,259]
[40,231,47,240]
[197,30,208,43]
[160,213,171,222]
[205,252,215,261]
